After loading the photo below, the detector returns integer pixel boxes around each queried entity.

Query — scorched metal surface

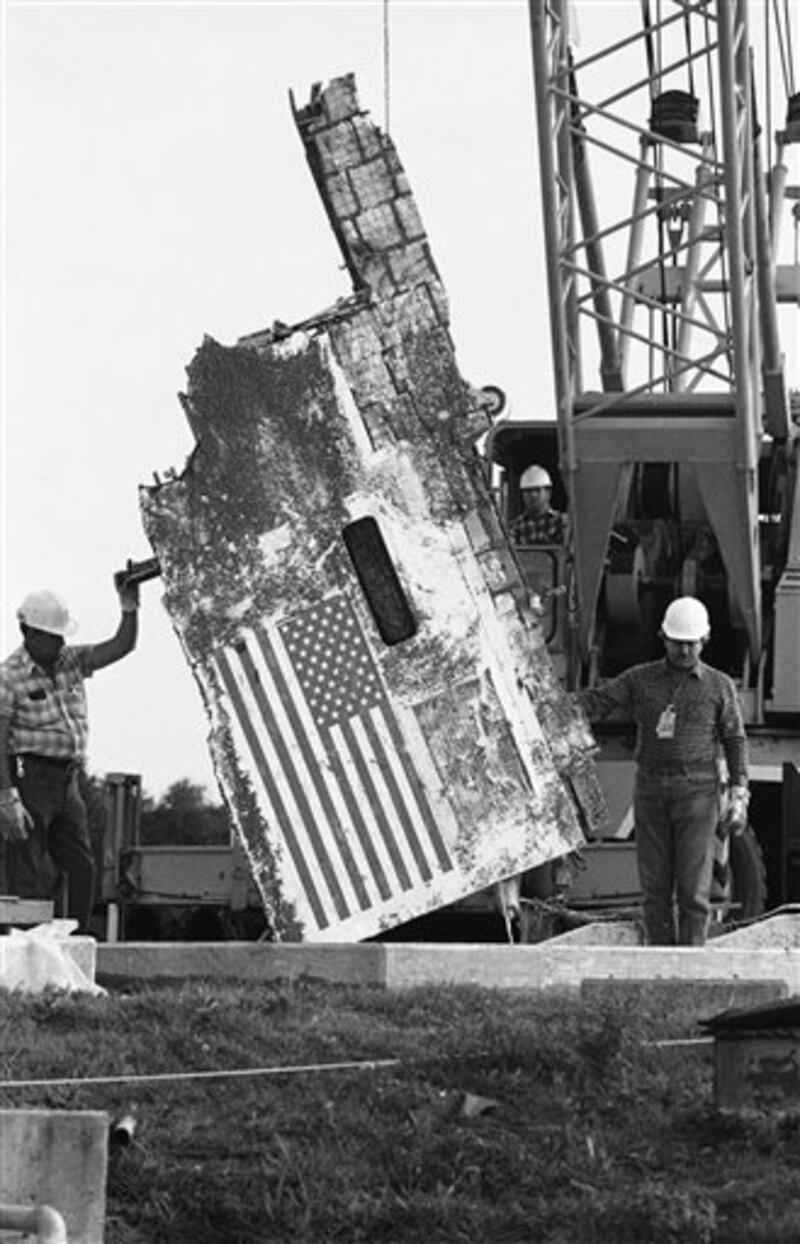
[140,75,605,941]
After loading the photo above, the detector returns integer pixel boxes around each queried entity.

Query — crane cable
[783,0,796,96]
[383,0,391,137]
[682,1,696,98]
[771,0,795,99]
[766,1,773,163]
[641,0,671,384]
[641,0,657,93]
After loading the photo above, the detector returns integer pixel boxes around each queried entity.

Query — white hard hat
[17,590,77,637]
[661,596,710,642]
[520,464,552,489]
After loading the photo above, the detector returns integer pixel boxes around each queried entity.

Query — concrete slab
[96,940,800,995]
[381,944,800,991]
[544,921,642,946]
[97,940,386,985]
[710,913,800,948]
[0,1110,108,1244]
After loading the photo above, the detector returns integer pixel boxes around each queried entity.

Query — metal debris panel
[140,75,605,941]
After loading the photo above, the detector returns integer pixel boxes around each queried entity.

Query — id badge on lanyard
[655,704,677,739]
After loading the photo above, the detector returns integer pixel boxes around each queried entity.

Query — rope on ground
[645,1036,714,1048]
[0,1057,402,1091]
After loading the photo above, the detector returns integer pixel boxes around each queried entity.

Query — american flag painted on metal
[214,594,454,938]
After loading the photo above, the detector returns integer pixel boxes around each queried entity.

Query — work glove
[116,579,140,614]
[0,788,33,843]
[721,785,749,838]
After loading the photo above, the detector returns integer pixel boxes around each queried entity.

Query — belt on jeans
[11,754,80,778]
[639,762,717,777]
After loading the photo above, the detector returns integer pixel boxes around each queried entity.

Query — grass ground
[1,975,799,1243]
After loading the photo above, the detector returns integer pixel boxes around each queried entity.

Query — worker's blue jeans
[5,759,96,934]
[634,769,720,946]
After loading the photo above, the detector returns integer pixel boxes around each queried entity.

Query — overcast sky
[3,0,797,801]
[4,0,555,800]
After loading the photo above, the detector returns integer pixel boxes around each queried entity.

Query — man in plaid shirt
[0,578,140,932]
[507,464,567,545]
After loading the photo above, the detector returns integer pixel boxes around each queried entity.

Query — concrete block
[95,941,800,998]
[0,1110,108,1244]
[0,899,54,927]
[97,940,387,985]
[547,921,642,946]
[381,944,800,993]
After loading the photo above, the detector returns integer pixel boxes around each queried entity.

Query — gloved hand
[721,785,750,838]
[0,788,33,843]
[116,578,140,614]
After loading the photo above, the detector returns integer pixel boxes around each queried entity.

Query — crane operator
[507,464,566,545]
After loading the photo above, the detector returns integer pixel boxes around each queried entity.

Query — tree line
[81,772,232,846]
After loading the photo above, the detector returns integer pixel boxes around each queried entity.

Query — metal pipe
[106,901,120,944]
[528,0,577,476]
[769,161,788,246]
[618,149,654,375]
[753,126,788,436]
[0,1204,68,1243]
[110,1109,137,1147]
[716,0,758,471]
[674,140,715,386]
[570,70,623,391]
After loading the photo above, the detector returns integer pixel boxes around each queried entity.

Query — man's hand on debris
[721,785,750,838]
[0,788,33,843]
[116,578,140,614]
